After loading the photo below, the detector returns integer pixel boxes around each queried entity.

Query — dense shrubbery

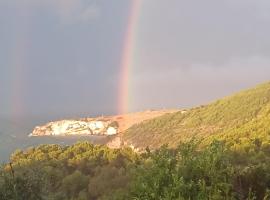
[0,142,139,200]
[130,140,270,200]
[124,82,270,149]
[1,82,270,199]
[1,140,270,200]
[129,141,234,200]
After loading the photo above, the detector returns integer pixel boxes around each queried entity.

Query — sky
[1,0,270,121]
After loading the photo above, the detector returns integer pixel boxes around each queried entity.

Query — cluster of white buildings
[30,120,118,136]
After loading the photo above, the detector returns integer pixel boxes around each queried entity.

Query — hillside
[2,82,270,200]
[105,109,179,133]
[123,82,270,149]
[29,110,178,137]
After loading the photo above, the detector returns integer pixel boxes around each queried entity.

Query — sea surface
[0,117,110,163]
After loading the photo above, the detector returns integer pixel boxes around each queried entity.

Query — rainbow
[8,2,142,118]
[118,0,142,115]
[10,9,30,120]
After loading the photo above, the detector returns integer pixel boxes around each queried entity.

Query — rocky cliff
[29,110,179,149]
[30,119,118,136]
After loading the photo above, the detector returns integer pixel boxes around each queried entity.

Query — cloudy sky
[1,0,270,121]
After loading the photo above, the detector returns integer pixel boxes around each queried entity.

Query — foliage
[128,140,270,200]
[1,140,270,199]
[0,142,139,200]
[1,82,270,199]
[124,82,270,149]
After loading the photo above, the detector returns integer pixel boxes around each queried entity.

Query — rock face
[30,120,118,137]
[29,110,179,149]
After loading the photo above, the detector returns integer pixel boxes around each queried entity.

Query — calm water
[0,118,110,162]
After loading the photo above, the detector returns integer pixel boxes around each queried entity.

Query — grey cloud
[136,0,270,70]
[129,56,270,111]
[0,0,100,24]
[77,5,100,22]
[1,0,270,119]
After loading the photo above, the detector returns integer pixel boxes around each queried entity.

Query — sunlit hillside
[2,82,270,200]
[124,82,270,149]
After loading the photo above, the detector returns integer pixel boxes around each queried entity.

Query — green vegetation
[130,140,270,200]
[0,142,139,200]
[1,82,270,199]
[1,140,270,199]
[124,82,270,149]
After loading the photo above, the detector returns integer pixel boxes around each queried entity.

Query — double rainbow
[9,1,142,118]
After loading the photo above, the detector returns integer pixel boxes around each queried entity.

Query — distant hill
[123,82,270,150]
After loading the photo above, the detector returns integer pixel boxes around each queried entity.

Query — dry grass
[102,109,179,133]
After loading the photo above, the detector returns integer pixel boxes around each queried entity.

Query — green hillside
[123,82,270,149]
[2,82,270,200]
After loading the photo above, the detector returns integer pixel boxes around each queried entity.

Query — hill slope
[98,109,179,133]
[123,82,270,149]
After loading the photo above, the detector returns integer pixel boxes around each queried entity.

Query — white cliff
[30,120,118,137]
